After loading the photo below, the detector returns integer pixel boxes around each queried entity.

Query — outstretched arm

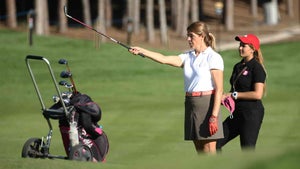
[129,47,183,67]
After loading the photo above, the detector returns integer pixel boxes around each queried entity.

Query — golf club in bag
[63,5,145,58]
[22,55,109,162]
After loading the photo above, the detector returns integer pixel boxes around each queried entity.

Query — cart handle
[26,55,44,60]
[25,55,70,117]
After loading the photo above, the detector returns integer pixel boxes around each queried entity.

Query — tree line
[2,0,296,45]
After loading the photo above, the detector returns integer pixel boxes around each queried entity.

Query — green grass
[0,28,299,169]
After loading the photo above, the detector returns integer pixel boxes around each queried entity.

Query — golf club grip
[26,55,44,60]
[137,53,146,58]
[118,43,145,58]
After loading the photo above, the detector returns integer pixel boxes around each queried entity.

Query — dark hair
[187,21,216,50]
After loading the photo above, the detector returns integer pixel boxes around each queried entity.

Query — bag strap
[232,66,247,92]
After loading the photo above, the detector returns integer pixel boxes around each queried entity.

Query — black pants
[216,108,264,150]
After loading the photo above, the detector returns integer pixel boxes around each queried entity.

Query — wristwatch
[232,92,238,100]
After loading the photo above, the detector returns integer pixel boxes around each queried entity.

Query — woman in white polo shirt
[129,21,224,154]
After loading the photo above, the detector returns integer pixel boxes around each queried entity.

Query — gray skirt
[184,95,224,140]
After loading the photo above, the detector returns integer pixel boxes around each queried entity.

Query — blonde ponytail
[254,48,267,96]
[208,32,216,50]
[187,21,217,50]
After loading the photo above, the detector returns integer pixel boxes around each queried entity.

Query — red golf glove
[209,115,218,136]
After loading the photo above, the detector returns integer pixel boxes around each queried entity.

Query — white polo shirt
[179,47,224,92]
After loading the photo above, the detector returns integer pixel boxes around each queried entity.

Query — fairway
[0,29,299,169]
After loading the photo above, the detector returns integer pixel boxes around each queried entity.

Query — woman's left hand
[209,115,218,135]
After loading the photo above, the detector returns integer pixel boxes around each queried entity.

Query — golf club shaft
[68,74,77,94]
[65,64,77,94]
[64,6,145,58]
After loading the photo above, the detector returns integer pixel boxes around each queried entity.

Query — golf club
[63,5,145,58]
[58,59,77,94]
[60,71,72,78]
[59,80,73,89]
[59,80,68,86]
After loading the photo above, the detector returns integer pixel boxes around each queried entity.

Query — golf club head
[60,71,72,78]
[59,80,68,86]
[65,84,73,89]
[64,5,68,15]
[59,80,73,91]
[58,59,68,65]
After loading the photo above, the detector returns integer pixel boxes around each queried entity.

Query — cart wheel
[69,144,93,161]
[21,138,44,158]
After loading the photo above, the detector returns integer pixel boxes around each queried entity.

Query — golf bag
[56,92,109,162]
